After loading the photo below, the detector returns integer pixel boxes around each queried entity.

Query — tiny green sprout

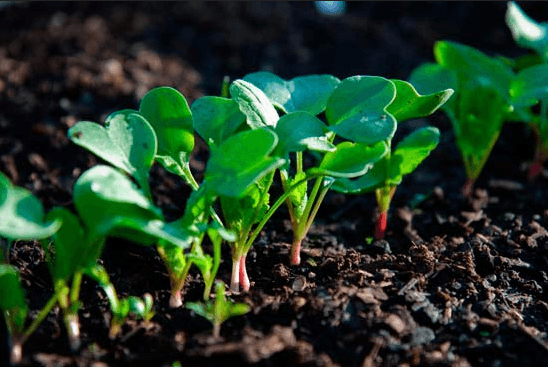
[410,40,514,196]
[68,109,158,198]
[186,281,250,339]
[333,79,451,239]
[0,171,61,262]
[85,265,155,338]
[0,264,60,365]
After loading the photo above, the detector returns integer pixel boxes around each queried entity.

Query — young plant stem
[242,174,323,263]
[290,176,324,265]
[229,249,242,292]
[374,186,396,240]
[7,292,59,365]
[203,232,222,300]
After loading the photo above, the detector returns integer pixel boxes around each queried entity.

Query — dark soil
[2,2,548,366]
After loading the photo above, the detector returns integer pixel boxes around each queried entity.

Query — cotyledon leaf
[229,79,280,129]
[243,71,340,115]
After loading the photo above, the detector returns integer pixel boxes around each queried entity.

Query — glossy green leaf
[308,141,388,178]
[332,161,386,194]
[243,71,340,115]
[139,87,194,166]
[434,40,514,100]
[274,111,335,156]
[192,96,247,146]
[391,127,440,181]
[511,63,548,107]
[45,208,89,281]
[387,79,454,122]
[0,171,61,240]
[73,165,191,249]
[205,129,286,197]
[456,80,506,180]
[506,1,548,59]
[0,264,28,331]
[326,76,397,144]
[68,110,157,194]
[408,63,459,115]
[229,79,280,129]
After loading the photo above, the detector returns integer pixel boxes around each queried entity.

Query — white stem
[169,291,183,308]
[230,257,240,293]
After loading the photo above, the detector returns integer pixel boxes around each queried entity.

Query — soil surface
[2,2,548,366]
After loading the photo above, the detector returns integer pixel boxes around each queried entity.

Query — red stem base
[375,211,387,240]
[529,161,543,181]
[290,240,301,266]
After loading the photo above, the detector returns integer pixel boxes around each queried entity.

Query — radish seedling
[410,41,515,196]
[186,281,249,339]
[333,79,452,239]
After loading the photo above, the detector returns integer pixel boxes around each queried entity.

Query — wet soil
[1,2,548,366]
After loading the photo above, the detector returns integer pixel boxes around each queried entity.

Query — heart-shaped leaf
[139,87,194,167]
[387,79,454,122]
[308,141,388,178]
[391,127,440,182]
[434,41,515,101]
[506,2,548,59]
[204,128,286,198]
[0,171,61,240]
[243,71,340,115]
[68,109,157,195]
[73,165,192,249]
[229,79,279,129]
[0,264,28,332]
[274,111,335,156]
[192,96,247,146]
[408,63,459,115]
[326,76,397,144]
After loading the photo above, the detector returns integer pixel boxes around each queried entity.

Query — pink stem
[239,255,250,291]
[529,161,543,180]
[290,239,301,265]
[230,256,240,292]
[375,211,387,240]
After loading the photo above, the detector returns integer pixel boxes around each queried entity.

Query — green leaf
[192,96,247,146]
[390,127,440,182]
[205,128,286,198]
[221,176,270,236]
[408,63,459,115]
[326,76,397,144]
[308,141,388,178]
[456,80,506,180]
[511,63,548,107]
[73,165,192,249]
[45,208,89,281]
[0,171,61,240]
[332,162,387,194]
[434,40,514,100]
[387,79,454,122]
[139,87,194,166]
[506,1,548,59]
[229,79,280,129]
[68,110,157,194]
[0,264,28,332]
[274,112,335,156]
[243,71,340,115]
